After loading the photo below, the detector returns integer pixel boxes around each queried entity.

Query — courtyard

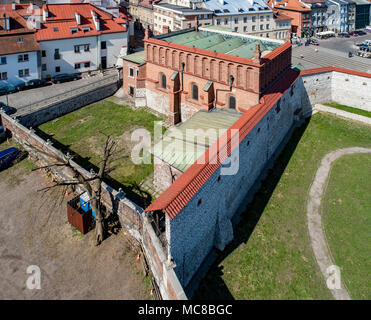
[0,140,149,299]
[194,112,371,300]
[37,99,164,206]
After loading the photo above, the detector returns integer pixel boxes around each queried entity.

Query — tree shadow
[34,128,152,208]
[193,118,311,300]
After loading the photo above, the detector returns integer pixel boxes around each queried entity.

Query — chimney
[92,11,100,31]
[43,8,48,21]
[75,13,81,25]
[12,3,16,10]
[285,31,291,43]
[163,25,170,34]
[253,43,262,64]
[144,25,150,40]
[2,15,10,31]
[194,15,199,31]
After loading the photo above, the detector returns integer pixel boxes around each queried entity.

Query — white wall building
[24,2,129,78]
[0,11,41,87]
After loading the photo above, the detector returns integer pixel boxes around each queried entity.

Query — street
[292,34,371,72]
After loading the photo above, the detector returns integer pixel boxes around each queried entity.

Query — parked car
[0,126,5,141]
[0,85,17,96]
[338,32,350,38]
[0,102,16,115]
[51,73,81,84]
[310,39,319,45]
[349,32,358,36]
[16,79,48,91]
[0,147,22,171]
[355,30,367,36]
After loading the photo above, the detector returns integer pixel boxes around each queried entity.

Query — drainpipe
[180,62,185,91]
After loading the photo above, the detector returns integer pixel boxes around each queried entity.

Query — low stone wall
[18,81,119,128]
[0,111,187,300]
[314,104,371,125]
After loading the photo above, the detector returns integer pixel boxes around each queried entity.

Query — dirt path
[0,164,149,300]
[306,147,371,300]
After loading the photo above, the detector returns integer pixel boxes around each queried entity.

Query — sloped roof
[35,3,128,41]
[153,109,242,172]
[203,0,273,15]
[158,29,282,60]
[0,10,40,55]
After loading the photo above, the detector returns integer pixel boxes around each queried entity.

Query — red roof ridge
[300,66,371,78]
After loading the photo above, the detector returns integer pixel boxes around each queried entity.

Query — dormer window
[70,27,78,34]
[53,27,59,32]
[82,27,90,33]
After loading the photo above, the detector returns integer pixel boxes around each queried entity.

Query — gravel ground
[0,159,149,300]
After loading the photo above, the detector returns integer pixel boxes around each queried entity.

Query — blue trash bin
[80,192,95,218]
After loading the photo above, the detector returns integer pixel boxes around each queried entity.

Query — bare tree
[28,134,122,245]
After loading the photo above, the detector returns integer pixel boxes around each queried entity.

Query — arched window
[229,95,236,109]
[192,84,198,100]
[161,74,166,89]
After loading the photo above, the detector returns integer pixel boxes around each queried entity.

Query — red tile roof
[300,66,371,78]
[268,0,311,12]
[145,66,371,219]
[1,3,128,42]
[0,11,40,55]
[35,3,128,41]
[273,10,294,21]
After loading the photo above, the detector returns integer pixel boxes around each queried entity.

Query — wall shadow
[193,118,311,300]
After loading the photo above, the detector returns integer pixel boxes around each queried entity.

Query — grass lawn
[324,102,371,118]
[37,100,163,205]
[322,153,371,300]
[195,113,371,300]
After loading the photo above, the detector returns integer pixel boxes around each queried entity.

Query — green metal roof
[159,29,282,59]
[122,50,145,64]
[152,109,242,172]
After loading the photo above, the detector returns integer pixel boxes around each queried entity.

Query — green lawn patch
[195,113,371,300]
[322,153,371,300]
[37,100,163,205]
[323,102,371,118]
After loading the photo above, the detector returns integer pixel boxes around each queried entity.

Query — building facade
[0,10,41,87]
[205,0,276,37]
[325,0,349,33]
[353,0,371,29]
[153,1,213,35]
[302,0,328,34]
[268,0,312,36]
[3,2,130,79]
[122,25,291,124]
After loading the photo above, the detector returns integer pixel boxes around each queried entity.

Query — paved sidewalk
[314,104,371,125]
[306,147,371,300]
[0,69,119,116]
